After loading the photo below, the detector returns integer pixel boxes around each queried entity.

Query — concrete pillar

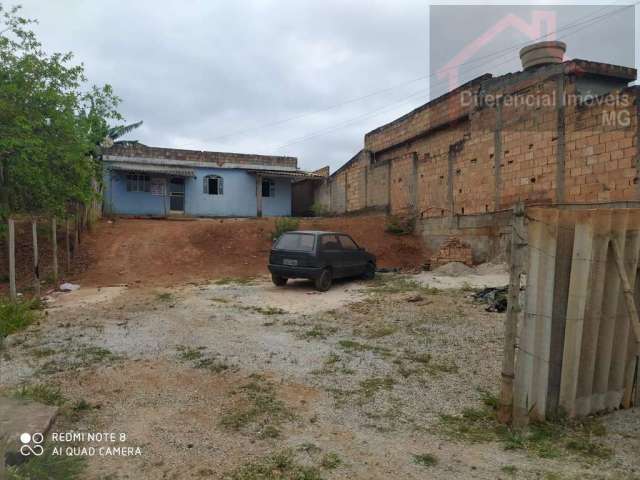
[256,174,263,217]
[493,101,503,211]
[555,75,566,204]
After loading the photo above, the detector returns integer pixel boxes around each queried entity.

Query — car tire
[314,268,332,292]
[271,274,287,287]
[362,262,376,280]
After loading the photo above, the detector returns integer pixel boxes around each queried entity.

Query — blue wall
[103,165,292,217]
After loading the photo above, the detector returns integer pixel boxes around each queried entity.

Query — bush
[385,215,416,235]
[0,299,40,339]
[310,202,329,217]
[272,217,300,240]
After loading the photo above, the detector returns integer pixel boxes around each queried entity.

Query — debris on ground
[432,261,474,277]
[473,286,508,312]
[59,282,80,292]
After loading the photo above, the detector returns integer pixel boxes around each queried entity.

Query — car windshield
[274,233,315,251]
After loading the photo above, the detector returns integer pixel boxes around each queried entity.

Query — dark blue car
[268,231,376,291]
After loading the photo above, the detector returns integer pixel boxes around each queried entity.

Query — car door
[338,235,366,277]
[319,234,347,278]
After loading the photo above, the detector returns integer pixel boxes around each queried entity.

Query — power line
[273,1,638,152]
[180,0,638,149]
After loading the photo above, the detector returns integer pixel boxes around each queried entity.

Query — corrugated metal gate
[506,206,640,424]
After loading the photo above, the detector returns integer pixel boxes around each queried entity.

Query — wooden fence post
[498,201,526,424]
[66,217,71,271]
[32,218,40,298]
[51,217,58,285]
[7,217,16,301]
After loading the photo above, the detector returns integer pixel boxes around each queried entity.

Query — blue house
[102,144,320,217]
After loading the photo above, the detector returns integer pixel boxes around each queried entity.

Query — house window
[126,174,150,192]
[204,175,223,195]
[262,179,275,197]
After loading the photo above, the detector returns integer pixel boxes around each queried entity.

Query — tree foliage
[0,4,134,219]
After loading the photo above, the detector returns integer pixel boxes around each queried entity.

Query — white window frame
[126,173,151,193]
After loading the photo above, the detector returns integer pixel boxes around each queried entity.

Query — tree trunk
[74,212,80,255]
[32,218,40,298]
[52,217,58,285]
[7,217,16,301]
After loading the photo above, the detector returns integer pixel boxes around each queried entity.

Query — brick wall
[313,60,639,218]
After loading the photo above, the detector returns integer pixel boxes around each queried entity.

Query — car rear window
[274,233,315,251]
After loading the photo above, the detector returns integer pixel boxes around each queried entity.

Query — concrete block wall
[314,63,639,220]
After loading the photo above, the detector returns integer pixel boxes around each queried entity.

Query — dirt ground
[0,214,424,290]
[2,269,639,479]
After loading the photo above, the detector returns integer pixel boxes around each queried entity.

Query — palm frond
[107,120,143,140]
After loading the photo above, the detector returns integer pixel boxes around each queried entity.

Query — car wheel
[362,262,376,280]
[314,268,332,292]
[271,274,287,287]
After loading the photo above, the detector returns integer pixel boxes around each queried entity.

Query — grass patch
[367,276,439,296]
[12,383,66,406]
[359,376,395,398]
[365,324,398,339]
[195,357,230,373]
[224,450,323,480]
[337,339,390,356]
[75,346,117,366]
[412,453,438,467]
[155,292,174,302]
[501,465,517,475]
[436,392,612,462]
[176,345,204,361]
[7,444,86,480]
[31,347,56,358]
[214,277,255,286]
[220,374,295,439]
[250,306,287,315]
[0,298,41,339]
[396,350,458,377]
[320,452,341,469]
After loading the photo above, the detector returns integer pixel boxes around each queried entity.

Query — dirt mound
[474,262,508,276]
[432,261,474,277]
[45,213,427,288]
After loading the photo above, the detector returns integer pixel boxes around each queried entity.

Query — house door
[169,177,185,213]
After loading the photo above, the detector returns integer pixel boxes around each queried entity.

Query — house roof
[245,169,325,180]
[107,162,195,177]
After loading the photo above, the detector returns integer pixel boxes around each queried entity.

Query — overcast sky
[17,1,638,172]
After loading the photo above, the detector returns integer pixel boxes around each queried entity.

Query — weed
[337,340,390,356]
[385,215,416,235]
[301,325,336,340]
[250,306,287,316]
[195,357,229,373]
[224,450,323,480]
[210,296,230,303]
[365,324,398,339]
[367,276,439,296]
[155,292,174,302]
[310,202,329,217]
[220,375,294,439]
[7,444,86,480]
[399,351,458,376]
[412,453,438,467]
[359,377,395,398]
[31,347,56,358]
[12,384,66,406]
[214,277,255,286]
[176,345,204,361]
[272,217,300,240]
[501,465,517,475]
[0,298,41,339]
[75,346,117,366]
[436,393,612,461]
[320,452,341,469]
[297,442,321,454]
